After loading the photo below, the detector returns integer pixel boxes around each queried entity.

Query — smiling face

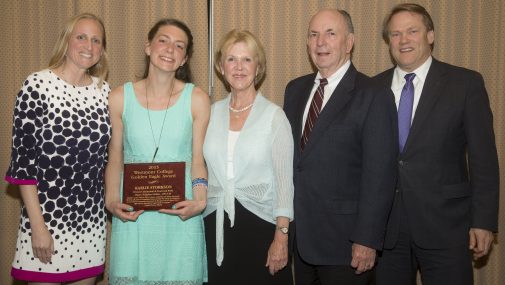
[387,11,434,72]
[307,10,354,78]
[65,18,104,71]
[220,41,258,93]
[145,24,188,73]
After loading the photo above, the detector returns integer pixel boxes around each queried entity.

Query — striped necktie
[301,78,328,150]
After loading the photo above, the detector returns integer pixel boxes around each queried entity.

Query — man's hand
[351,243,376,274]
[469,228,494,259]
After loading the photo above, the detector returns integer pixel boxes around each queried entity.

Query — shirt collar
[315,60,351,85]
[393,56,432,89]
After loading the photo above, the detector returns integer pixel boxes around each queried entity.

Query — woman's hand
[265,235,289,275]
[19,185,56,264]
[31,225,54,264]
[106,201,144,222]
[159,200,206,221]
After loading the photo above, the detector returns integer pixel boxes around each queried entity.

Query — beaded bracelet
[192,177,208,189]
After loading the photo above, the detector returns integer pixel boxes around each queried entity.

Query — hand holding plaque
[123,162,185,210]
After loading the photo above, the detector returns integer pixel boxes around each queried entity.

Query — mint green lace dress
[109,82,207,285]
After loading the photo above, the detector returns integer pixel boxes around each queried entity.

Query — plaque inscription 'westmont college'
[122,162,185,210]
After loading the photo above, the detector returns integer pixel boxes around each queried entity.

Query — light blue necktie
[398,73,416,152]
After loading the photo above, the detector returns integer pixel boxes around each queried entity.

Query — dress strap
[122,82,135,116]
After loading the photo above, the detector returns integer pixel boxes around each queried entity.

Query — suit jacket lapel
[404,59,446,152]
[381,70,399,154]
[293,76,317,153]
[300,64,356,159]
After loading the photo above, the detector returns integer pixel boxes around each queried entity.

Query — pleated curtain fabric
[1,1,504,284]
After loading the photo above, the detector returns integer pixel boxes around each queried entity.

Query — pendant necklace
[55,66,91,87]
[145,79,175,162]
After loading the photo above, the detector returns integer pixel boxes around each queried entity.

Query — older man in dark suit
[374,3,500,285]
[283,8,397,285]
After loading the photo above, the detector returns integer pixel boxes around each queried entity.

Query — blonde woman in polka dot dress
[5,13,110,284]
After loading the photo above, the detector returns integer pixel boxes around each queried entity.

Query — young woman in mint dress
[105,19,210,285]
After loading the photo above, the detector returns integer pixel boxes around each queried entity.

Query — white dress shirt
[302,60,351,129]
[391,56,433,123]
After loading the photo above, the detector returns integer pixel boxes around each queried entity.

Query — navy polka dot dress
[5,69,111,282]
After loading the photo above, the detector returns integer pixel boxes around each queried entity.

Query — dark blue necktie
[398,73,416,152]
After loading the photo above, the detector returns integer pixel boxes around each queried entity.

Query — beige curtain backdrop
[0,0,503,284]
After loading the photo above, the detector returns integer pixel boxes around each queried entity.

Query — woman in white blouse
[203,30,294,284]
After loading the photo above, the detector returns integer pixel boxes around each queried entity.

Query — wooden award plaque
[122,162,185,210]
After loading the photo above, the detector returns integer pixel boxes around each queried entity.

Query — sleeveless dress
[109,82,207,285]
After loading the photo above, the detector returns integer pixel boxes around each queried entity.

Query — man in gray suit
[375,3,499,285]
[283,8,397,285]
